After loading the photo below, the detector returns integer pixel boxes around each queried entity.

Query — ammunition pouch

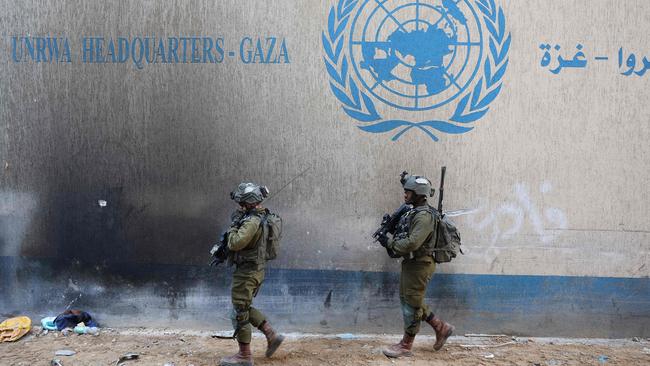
[395,206,437,260]
[232,214,265,269]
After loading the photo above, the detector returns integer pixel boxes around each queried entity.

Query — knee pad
[400,301,422,329]
[231,306,250,328]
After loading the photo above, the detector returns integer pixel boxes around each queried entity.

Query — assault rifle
[209,231,230,267]
[373,203,411,258]
[372,170,417,242]
[372,203,412,241]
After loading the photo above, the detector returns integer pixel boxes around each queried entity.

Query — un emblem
[323,0,510,141]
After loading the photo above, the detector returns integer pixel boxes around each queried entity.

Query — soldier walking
[376,173,455,358]
[215,182,284,366]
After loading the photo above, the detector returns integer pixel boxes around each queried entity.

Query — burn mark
[324,290,333,308]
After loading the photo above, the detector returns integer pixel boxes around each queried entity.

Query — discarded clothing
[54,310,97,331]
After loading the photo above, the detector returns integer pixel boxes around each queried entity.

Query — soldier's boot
[425,313,454,351]
[382,333,415,358]
[218,342,253,366]
[258,321,285,357]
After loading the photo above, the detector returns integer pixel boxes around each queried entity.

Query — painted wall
[1,0,648,337]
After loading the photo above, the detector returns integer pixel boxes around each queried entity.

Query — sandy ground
[2,328,649,366]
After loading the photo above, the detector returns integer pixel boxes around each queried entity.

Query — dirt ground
[2,328,649,366]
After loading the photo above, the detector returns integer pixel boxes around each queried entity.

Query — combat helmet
[401,173,434,197]
[230,182,270,204]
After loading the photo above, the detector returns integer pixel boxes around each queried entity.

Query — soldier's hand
[387,248,401,258]
[377,234,389,248]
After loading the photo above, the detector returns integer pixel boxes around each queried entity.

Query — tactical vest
[231,211,266,268]
[393,205,437,259]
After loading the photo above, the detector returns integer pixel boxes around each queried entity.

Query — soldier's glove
[377,234,389,248]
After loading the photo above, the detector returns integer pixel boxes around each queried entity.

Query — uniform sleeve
[227,216,261,251]
[388,211,433,256]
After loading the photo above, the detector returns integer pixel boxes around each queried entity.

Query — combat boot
[219,342,253,366]
[382,333,415,358]
[425,313,454,351]
[258,320,285,357]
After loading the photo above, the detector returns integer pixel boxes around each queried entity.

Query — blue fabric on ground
[54,311,97,330]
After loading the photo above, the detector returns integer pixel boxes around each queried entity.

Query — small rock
[163,363,175,366]
[61,328,73,336]
[483,353,494,359]
[50,360,63,366]
[54,350,76,356]
[597,355,609,363]
[632,337,640,342]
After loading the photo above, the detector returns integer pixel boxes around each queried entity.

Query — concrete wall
[1,0,648,337]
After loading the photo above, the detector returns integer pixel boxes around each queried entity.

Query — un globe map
[351,0,481,111]
[359,1,469,105]
[324,0,509,140]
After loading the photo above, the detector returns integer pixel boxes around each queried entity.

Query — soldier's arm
[388,212,433,255]
[227,216,261,251]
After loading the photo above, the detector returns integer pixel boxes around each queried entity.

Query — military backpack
[261,210,282,260]
[410,206,463,263]
[433,213,463,263]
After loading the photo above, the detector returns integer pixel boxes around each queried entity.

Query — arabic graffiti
[539,43,649,76]
[465,182,568,244]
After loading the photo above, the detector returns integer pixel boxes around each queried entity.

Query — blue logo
[323,0,510,141]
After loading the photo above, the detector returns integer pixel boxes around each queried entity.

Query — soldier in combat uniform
[376,173,455,358]
[217,182,284,366]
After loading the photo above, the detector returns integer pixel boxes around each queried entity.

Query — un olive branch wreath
[322,0,510,141]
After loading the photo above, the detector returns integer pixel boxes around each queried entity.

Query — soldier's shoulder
[242,213,263,225]
[230,210,245,221]
[413,207,435,221]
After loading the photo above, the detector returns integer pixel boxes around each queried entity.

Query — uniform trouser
[231,263,267,343]
[399,258,436,336]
